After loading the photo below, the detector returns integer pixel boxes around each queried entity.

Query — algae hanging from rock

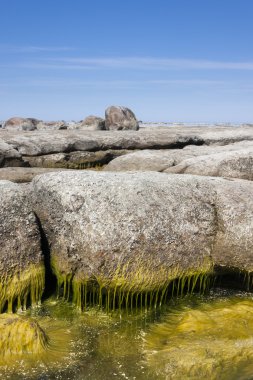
[51,256,215,312]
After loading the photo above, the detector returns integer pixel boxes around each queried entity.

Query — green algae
[1,292,253,379]
[144,295,253,380]
[51,256,214,311]
[0,265,45,313]
[0,314,48,358]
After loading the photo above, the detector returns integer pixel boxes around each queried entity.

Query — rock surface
[0,167,69,183]
[32,171,253,303]
[1,125,253,159]
[105,106,139,131]
[24,150,130,169]
[0,139,25,167]
[165,148,253,180]
[0,181,44,312]
[105,141,253,173]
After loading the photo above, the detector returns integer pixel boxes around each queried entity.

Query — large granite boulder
[4,117,40,131]
[0,181,44,312]
[80,116,105,131]
[105,106,139,131]
[32,171,253,309]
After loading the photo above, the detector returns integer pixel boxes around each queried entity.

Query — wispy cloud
[0,45,74,53]
[0,79,225,88]
[2,56,253,71]
[37,57,253,71]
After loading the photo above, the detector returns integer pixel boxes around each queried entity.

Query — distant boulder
[105,106,139,131]
[80,115,105,130]
[36,120,68,130]
[4,117,40,131]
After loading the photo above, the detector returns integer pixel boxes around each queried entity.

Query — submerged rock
[144,297,253,379]
[105,106,139,131]
[0,314,48,357]
[32,171,253,309]
[0,180,44,312]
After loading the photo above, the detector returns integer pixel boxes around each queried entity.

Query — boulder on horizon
[80,115,105,130]
[4,117,40,131]
[105,106,139,131]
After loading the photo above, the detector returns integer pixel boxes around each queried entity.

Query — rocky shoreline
[0,107,253,313]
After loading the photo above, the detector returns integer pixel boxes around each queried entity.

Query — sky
[1,0,253,122]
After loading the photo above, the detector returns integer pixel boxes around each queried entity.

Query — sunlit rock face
[144,298,253,379]
[165,147,253,181]
[0,314,48,357]
[32,171,253,309]
[0,181,44,312]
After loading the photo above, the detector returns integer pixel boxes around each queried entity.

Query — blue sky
[1,0,253,122]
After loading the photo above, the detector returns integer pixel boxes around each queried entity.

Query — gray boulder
[32,171,253,308]
[4,117,40,131]
[0,181,44,312]
[80,115,105,131]
[36,120,68,130]
[0,139,24,167]
[105,106,139,131]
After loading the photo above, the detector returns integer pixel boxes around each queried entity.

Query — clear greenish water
[1,288,253,380]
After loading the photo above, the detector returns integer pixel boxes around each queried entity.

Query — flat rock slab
[32,171,253,295]
[105,141,253,173]
[1,125,253,157]
[165,148,253,180]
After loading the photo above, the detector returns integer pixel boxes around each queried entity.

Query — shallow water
[1,289,253,380]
